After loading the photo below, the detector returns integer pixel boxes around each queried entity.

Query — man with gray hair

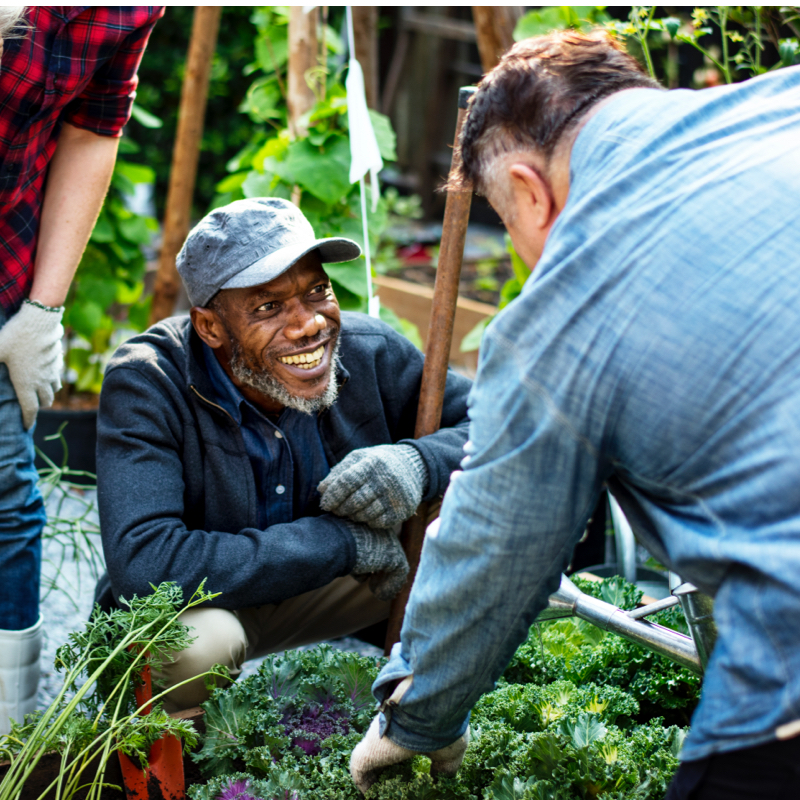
[94,197,471,711]
[350,31,800,800]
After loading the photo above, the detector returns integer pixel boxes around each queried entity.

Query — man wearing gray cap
[93,198,471,710]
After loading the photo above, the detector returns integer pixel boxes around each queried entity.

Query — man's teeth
[278,344,325,369]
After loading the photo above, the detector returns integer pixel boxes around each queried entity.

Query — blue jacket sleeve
[371,326,610,751]
[96,365,357,610]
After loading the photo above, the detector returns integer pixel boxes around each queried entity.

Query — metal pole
[384,86,476,654]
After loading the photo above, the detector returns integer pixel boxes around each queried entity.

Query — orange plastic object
[118,655,185,800]
[119,734,185,800]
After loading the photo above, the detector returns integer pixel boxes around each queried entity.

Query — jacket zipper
[190,384,236,424]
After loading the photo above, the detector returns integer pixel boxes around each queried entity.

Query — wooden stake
[149,6,222,325]
[384,88,475,654]
[472,6,522,73]
[352,6,379,109]
[288,7,318,139]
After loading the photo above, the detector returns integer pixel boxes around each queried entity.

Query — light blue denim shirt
[374,66,800,762]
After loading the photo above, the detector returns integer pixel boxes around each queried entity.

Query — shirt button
[275,485,286,494]
[274,431,283,439]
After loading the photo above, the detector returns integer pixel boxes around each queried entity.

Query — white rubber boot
[0,615,43,735]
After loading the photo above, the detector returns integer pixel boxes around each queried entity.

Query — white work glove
[319,444,429,529]
[350,677,470,794]
[0,300,64,429]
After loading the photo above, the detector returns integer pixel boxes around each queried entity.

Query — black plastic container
[33,407,98,486]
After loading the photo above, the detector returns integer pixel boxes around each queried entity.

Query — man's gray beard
[229,336,341,415]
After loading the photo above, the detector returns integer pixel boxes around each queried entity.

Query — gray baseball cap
[176,197,362,307]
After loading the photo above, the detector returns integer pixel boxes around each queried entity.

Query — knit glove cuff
[0,300,64,429]
[348,521,409,602]
[319,444,430,529]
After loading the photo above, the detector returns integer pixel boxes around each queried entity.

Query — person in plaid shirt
[0,6,163,735]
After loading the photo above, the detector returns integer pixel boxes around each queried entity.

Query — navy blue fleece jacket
[95,312,471,609]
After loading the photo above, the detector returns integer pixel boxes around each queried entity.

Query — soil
[385,257,514,307]
[50,391,100,411]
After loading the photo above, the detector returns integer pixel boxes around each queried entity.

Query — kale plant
[190,577,698,799]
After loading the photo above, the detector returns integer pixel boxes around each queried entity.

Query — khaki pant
[155,576,390,712]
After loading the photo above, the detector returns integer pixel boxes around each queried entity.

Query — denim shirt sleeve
[373,323,609,751]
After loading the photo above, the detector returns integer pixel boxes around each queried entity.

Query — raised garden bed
[2,576,697,800]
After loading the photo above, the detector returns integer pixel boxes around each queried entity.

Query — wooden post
[288,6,318,138]
[352,6,379,109]
[149,6,222,325]
[384,88,475,654]
[472,6,522,73]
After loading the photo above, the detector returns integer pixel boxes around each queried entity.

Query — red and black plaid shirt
[0,6,164,312]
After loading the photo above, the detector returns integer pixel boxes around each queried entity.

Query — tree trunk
[149,6,221,325]
[288,7,318,138]
[352,6,378,109]
[472,6,523,73]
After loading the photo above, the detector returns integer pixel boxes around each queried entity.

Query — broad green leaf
[558,712,607,749]
[255,28,288,72]
[66,300,104,341]
[324,260,367,298]
[115,161,156,185]
[242,170,277,199]
[379,304,423,350]
[194,690,255,777]
[127,297,152,332]
[245,77,284,121]
[129,103,164,129]
[115,280,143,305]
[77,276,117,314]
[368,109,397,162]
[118,215,152,245]
[90,213,115,243]
[514,7,573,39]
[507,235,532,284]
[215,171,249,193]
[75,359,104,393]
[460,315,492,353]
[489,773,537,800]
[282,137,351,205]
[117,136,140,155]
[779,38,800,67]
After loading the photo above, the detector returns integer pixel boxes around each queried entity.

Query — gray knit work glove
[0,300,64,429]
[348,522,409,602]
[319,444,429,529]
[350,678,470,794]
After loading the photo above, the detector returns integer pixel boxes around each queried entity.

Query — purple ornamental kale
[281,697,350,756]
[215,779,298,800]
[216,778,263,800]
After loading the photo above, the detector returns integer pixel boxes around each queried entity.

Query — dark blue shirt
[203,344,329,529]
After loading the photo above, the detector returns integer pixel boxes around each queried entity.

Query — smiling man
[94,198,471,710]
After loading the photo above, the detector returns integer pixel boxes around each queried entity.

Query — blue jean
[0,305,46,630]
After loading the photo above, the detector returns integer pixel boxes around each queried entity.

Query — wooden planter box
[374,275,495,374]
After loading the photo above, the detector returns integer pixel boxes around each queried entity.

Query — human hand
[347,522,409,601]
[319,444,428,528]
[350,714,469,794]
[0,300,64,429]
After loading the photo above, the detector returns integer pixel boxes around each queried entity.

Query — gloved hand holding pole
[319,444,429,529]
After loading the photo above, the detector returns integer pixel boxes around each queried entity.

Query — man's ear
[191,306,228,350]
[508,163,555,232]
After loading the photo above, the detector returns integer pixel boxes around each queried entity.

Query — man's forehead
[233,258,329,298]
